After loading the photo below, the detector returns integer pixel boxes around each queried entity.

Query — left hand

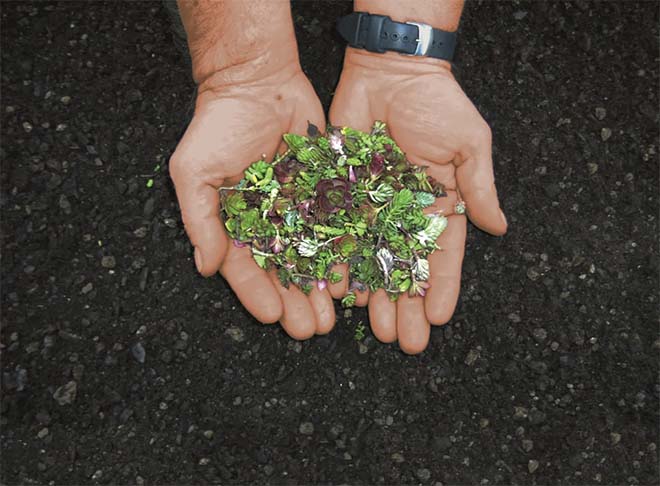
[329,48,507,354]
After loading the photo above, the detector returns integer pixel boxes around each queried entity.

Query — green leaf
[283,133,308,153]
[412,258,430,281]
[391,188,414,211]
[277,268,290,288]
[224,192,247,216]
[354,321,366,341]
[296,146,325,164]
[416,214,448,245]
[252,253,267,269]
[336,234,357,257]
[244,160,271,183]
[283,210,299,227]
[328,271,343,284]
[224,218,237,235]
[369,183,395,204]
[296,238,319,257]
[341,292,357,307]
[414,191,435,208]
[398,278,411,292]
[313,224,347,237]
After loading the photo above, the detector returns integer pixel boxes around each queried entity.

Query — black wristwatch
[336,12,457,62]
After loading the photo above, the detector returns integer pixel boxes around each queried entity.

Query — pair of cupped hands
[169,47,507,355]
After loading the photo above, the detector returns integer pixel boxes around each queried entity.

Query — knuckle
[475,122,492,145]
[168,152,186,183]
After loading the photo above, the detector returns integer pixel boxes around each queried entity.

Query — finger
[355,288,369,307]
[456,128,507,236]
[219,245,283,324]
[424,215,467,325]
[279,89,327,153]
[422,188,458,216]
[329,77,374,131]
[169,160,227,277]
[328,263,349,299]
[396,294,431,355]
[268,272,317,340]
[308,286,336,335]
[367,289,397,343]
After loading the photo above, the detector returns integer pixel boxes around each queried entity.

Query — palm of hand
[170,71,337,337]
[329,57,506,354]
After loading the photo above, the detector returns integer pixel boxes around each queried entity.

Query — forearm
[355,0,464,31]
[176,0,299,85]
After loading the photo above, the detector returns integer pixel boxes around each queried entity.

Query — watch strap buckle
[406,21,434,57]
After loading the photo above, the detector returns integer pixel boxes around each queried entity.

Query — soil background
[1,1,658,485]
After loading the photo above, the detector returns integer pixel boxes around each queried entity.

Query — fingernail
[500,210,508,227]
[194,247,204,273]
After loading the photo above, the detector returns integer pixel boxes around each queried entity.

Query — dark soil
[1,1,658,485]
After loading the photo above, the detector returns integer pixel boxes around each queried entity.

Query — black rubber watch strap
[337,12,457,61]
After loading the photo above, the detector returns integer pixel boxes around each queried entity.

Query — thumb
[170,157,228,276]
[455,126,508,236]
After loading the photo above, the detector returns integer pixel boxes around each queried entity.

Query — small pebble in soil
[131,342,146,363]
[532,328,547,342]
[601,127,612,141]
[37,427,49,439]
[595,107,607,120]
[101,256,116,268]
[465,349,480,366]
[391,453,405,463]
[53,380,77,405]
[299,422,314,435]
[522,439,534,452]
[611,432,621,445]
[416,468,431,481]
[225,327,245,343]
[528,460,539,474]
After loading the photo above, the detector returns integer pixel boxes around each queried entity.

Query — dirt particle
[53,381,77,405]
[299,422,314,435]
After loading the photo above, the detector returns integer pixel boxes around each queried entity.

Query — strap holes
[391,33,398,40]
[403,35,409,42]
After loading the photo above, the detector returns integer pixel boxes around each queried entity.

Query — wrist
[191,35,300,88]
[196,49,302,96]
[343,47,454,76]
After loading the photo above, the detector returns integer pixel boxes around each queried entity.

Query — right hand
[169,63,336,339]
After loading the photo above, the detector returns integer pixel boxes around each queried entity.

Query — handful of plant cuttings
[219,121,449,307]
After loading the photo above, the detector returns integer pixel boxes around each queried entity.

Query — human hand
[329,48,507,354]
[169,61,337,339]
